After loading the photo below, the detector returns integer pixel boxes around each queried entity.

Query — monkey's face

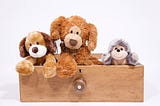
[111,45,128,60]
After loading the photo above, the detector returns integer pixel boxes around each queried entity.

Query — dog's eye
[30,43,32,46]
[36,42,39,45]
[121,48,123,51]
[70,30,73,33]
[76,32,79,35]
[115,48,117,50]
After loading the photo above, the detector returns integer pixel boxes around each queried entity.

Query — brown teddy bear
[50,16,103,78]
[16,31,57,78]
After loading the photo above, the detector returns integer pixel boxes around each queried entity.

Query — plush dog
[101,39,139,65]
[50,16,102,78]
[16,31,57,78]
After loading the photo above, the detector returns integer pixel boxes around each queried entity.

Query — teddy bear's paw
[131,52,139,61]
[83,60,93,65]
[16,60,34,76]
[43,67,57,78]
[56,65,77,78]
[76,59,93,65]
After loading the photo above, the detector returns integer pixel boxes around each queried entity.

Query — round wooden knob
[73,78,86,93]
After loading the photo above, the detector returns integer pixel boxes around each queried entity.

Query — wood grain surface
[19,54,144,102]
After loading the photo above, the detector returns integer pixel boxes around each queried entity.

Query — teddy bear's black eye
[30,43,32,46]
[115,48,117,50]
[58,23,61,26]
[76,32,79,34]
[70,30,73,33]
[121,48,123,51]
[36,42,39,45]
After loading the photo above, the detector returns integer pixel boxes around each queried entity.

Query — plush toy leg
[75,46,93,65]
[57,53,77,78]
[43,53,57,78]
[16,57,36,76]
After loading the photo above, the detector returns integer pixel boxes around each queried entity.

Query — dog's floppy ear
[40,32,57,54]
[19,37,29,58]
[87,23,97,51]
[50,16,66,40]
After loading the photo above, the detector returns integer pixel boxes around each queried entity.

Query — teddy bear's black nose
[69,39,77,46]
[117,49,120,52]
[32,47,38,53]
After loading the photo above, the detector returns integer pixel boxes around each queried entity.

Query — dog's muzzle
[29,45,47,58]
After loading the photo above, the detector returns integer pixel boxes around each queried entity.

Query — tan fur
[50,16,103,78]
[16,31,57,78]
[111,45,127,65]
[112,59,127,65]
[25,32,46,52]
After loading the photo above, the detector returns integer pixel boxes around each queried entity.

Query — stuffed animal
[101,39,139,65]
[16,31,57,78]
[50,16,103,78]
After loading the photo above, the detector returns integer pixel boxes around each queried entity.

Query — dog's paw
[16,60,34,75]
[43,67,56,78]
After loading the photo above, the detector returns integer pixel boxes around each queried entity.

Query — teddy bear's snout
[32,47,38,53]
[69,39,78,46]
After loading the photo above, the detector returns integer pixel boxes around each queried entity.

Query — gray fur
[101,39,139,65]
[101,53,112,64]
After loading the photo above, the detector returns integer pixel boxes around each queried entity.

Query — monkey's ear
[50,16,66,41]
[19,37,29,58]
[40,32,57,53]
[87,23,97,51]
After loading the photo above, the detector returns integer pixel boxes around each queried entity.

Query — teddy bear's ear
[19,37,29,58]
[87,23,97,51]
[40,32,57,54]
[50,16,66,41]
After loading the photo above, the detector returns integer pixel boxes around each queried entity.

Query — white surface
[0,0,160,105]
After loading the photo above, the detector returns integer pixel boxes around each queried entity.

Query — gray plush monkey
[101,39,139,65]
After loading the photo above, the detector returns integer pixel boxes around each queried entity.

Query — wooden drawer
[19,54,144,102]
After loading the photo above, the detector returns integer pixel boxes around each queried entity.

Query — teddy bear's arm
[56,53,77,78]
[43,53,57,78]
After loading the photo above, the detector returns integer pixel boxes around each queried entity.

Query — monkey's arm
[127,52,139,65]
[101,53,112,64]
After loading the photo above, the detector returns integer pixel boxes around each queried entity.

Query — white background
[0,0,160,106]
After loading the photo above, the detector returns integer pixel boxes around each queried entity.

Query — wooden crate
[19,54,144,102]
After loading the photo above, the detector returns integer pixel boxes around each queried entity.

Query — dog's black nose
[69,39,77,46]
[117,49,120,52]
[32,47,38,53]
